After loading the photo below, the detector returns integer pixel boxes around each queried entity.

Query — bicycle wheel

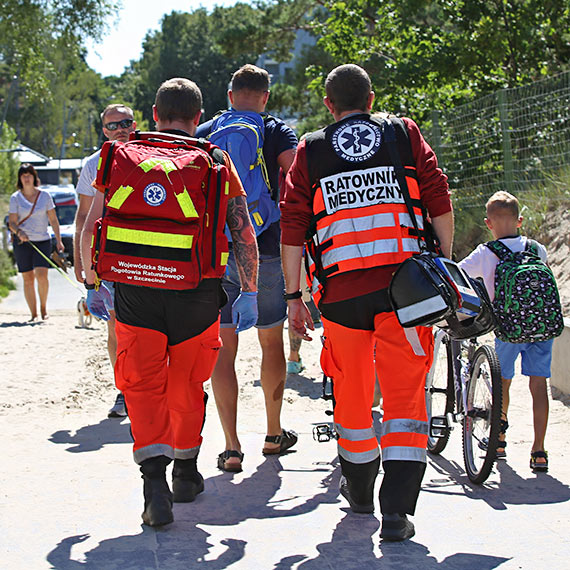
[462,344,502,484]
[426,330,454,454]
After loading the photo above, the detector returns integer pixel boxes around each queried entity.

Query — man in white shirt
[74,104,136,417]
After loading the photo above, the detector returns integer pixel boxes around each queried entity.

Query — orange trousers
[114,318,222,463]
[320,312,433,465]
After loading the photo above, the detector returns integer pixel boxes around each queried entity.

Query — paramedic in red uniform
[81,78,259,527]
[280,65,453,541]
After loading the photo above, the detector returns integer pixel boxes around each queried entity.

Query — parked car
[41,185,78,265]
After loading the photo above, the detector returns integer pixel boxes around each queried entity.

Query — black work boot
[380,513,415,541]
[172,457,204,503]
[140,455,173,527]
[338,456,380,514]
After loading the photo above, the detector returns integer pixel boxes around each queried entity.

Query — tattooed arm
[226,194,258,292]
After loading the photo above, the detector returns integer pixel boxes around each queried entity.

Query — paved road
[1,266,86,314]
[1,277,569,569]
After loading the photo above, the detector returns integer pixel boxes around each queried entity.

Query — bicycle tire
[426,330,454,454]
[462,344,502,484]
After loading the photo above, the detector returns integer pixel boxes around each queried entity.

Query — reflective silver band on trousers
[380,418,429,437]
[134,443,175,464]
[338,445,381,464]
[335,423,377,442]
[382,446,427,463]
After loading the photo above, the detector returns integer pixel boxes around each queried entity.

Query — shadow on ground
[46,457,341,569]
[277,513,509,569]
[424,453,570,510]
[49,418,132,452]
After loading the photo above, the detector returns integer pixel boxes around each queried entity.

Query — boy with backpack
[460,191,564,472]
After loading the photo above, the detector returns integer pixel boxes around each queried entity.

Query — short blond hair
[486,191,520,218]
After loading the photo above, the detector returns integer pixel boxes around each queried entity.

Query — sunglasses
[104,118,134,131]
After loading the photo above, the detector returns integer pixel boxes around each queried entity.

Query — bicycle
[426,328,503,484]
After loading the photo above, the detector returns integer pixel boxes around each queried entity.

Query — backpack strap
[382,118,427,253]
[210,147,225,166]
[484,240,513,259]
[524,238,540,256]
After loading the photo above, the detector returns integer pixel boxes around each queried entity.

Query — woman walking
[8,164,64,321]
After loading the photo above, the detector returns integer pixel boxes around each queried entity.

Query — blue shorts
[102,280,115,312]
[494,338,554,379]
[220,252,286,329]
[14,239,51,273]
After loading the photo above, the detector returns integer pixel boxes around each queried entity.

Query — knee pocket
[191,335,223,382]
[320,334,341,380]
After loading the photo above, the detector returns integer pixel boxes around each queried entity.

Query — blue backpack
[208,110,280,237]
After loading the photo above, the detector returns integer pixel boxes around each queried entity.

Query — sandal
[262,429,298,455]
[478,437,507,458]
[217,450,244,472]
[287,358,305,375]
[530,450,548,472]
[496,417,508,459]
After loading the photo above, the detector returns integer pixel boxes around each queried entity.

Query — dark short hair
[100,104,134,123]
[231,64,270,93]
[155,78,202,122]
[17,163,40,189]
[325,64,371,113]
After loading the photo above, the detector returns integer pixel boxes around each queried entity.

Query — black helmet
[439,277,496,340]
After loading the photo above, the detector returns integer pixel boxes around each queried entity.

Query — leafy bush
[0,124,19,196]
[452,166,570,260]
[0,248,16,298]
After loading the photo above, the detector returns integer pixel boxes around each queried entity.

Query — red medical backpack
[92,131,230,290]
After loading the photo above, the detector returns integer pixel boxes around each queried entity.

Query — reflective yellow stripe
[252,212,264,226]
[97,156,102,171]
[107,185,135,210]
[225,181,229,195]
[175,188,198,218]
[138,158,177,181]
[107,226,193,249]
[220,251,229,266]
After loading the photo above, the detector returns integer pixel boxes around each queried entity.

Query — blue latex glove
[232,291,258,333]
[86,283,113,321]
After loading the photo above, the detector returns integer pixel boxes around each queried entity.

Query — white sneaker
[108,393,127,418]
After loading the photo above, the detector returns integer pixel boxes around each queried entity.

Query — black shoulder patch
[211,147,225,165]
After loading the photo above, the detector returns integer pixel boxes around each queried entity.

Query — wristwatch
[83,280,96,290]
[283,290,302,301]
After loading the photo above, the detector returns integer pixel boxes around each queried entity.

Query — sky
[85,0,243,77]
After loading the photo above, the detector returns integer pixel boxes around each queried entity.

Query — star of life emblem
[331,119,382,162]
[143,183,167,206]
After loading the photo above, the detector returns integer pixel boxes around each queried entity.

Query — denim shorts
[494,337,554,379]
[220,252,286,329]
[14,239,51,272]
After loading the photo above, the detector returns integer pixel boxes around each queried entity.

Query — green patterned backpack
[485,239,564,343]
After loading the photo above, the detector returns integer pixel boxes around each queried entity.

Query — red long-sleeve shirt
[280,117,452,303]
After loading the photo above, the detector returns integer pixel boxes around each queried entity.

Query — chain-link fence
[427,71,570,210]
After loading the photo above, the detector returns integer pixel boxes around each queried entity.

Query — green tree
[0,1,119,157]
[0,123,19,194]
[130,9,258,124]
[312,0,570,121]
[0,0,117,101]
[4,40,112,157]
